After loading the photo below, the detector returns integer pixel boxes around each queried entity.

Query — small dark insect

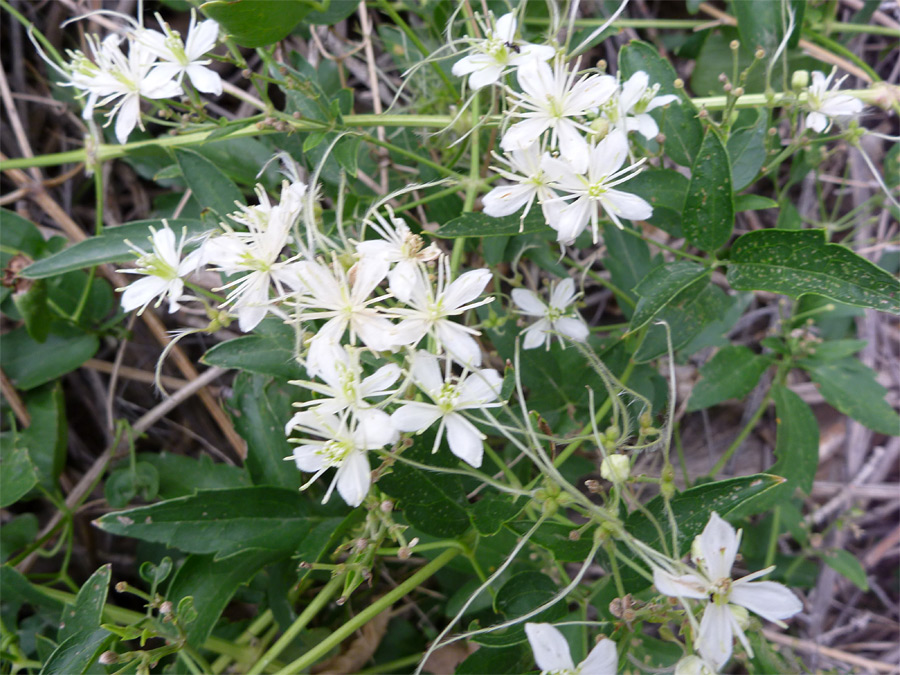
[504,41,521,54]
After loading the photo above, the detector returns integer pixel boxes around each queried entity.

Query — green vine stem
[274,548,459,675]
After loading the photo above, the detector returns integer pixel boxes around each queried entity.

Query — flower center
[318,439,352,467]
[436,382,460,413]
[710,577,733,605]
[587,181,608,198]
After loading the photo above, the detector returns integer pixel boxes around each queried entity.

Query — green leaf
[473,572,568,647]
[203,334,305,380]
[9,383,66,490]
[13,280,51,343]
[683,129,734,251]
[456,645,531,674]
[174,148,245,220]
[602,223,654,313]
[21,218,208,278]
[622,169,689,236]
[93,487,346,560]
[727,111,767,191]
[817,549,869,591]
[304,0,360,24]
[732,0,787,55]
[378,434,471,538]
[137,452,249,499]
[727,229,900,313]
[802,339,867,361]
[40,628,113,675]
[771,385,819,494]
[0,564,66,613]
[228,373,303,489]
[634,282,734,362]
[434,209,552,239]
[618,474,785,591]
[58,564,111,643]
[628,262,710,334]
[734,194,778,211]
[801,358,900,435]
[0,325,98,390]
[0,434,37,508]
[167,550,281,647]
[508,521,593,563]
[200,0,312,48]
[687,345,772,411]
[104,461,160,507]
[470,494,526,537]
[0,514,38,563]
[0,209,45,256]
[618,41,703,167]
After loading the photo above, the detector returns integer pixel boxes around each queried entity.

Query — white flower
[482,145,564,227]
[502,58,617,172]
[603,71,679,140]
[511,277,589,349]
[805,69,864,133]
[66,34,183,144]
[600,454,630,483]
[118,221,203,314]
[139,10,222,95]
[390,351,502,468]
[203,184,303,332]
[542,131,652,243]
[356,208,441,304]
[287,344,400,418]
[291,257,396,374]
[525,623,618,675]
[674,655,719,675]
[653,512,803,670]
[391,258,493,367]
[451,12,554,90]
[286,409,397,507]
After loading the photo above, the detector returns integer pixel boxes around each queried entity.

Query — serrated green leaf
[687,345,772,411]
[228,373,302,489]
[203,334,305,380]
[0,435,37,508]
[618,41,703,167]
[0,325,98,391]
[137,452,249,499]
[166,550,280,648]
[174,148,244,220]
[21,219,208,278]
[817,549,869,591]
[378,434,471,538]
[435,209,551,239]
[771,385,819,494]
[727,229,900,313]
[39,628,113,675]
[93,487,346,560]
[58,564,111,643]
[200,0,312,48]
[628,262,710,334]
[684,129,734,251]
[617,474,784,591]
[801,358,900,435]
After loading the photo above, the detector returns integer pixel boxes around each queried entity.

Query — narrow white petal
[410,351,443,393]
[697,602,734,670]
[554,197,591,243]
[579,637,618,674]
[511,288,547,316]
[468,65,504,90]
[444,414,484,467]
[292,445,326,472]
[335,451,370,507]
[391,402,443,433]
[554,316,589,342]
[435,321,482,367]
[120,276,168,312]
[699,512,739,581]
[442,269,492,312]
[603,189,653,222]
[730,581,803,622]
[501,116,550,152]
[556,120,590,173]
[632,113,659,140]
[620,71,649,111]
[457,369,502,405]
[549,278,576,309]
[483,183,536,217]
[114,96,140,144]
[806,111,827,133]
[495,13,516,42]
[525,623,576,672]
[653,569,709,599]
[521,320,550,349]
[186,64,222,95]
[516,59,555,101]
[360,363,401,397]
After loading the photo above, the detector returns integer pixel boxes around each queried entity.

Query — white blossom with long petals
[452,12,554,90]
[512,278,589,349]
[653,512,803,670]
[118,222,204,314]
[525,623,618,675]
[603,70,679,139]
[805,69,864,133]
[356,208,440,304]
[286,410,397,507]
[502,58,616,172]
[391,258,493,367]
[390,351,502,468]
[482,145,563,227]
[139,10,222,95]
[542,130,652,243]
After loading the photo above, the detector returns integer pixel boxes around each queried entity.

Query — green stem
[247,574,345,675]
[708,386,773,477]
[451,92,481,274]
[765,506,781,568]
[275,549,459,675]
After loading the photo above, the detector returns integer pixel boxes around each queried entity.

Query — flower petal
[335,451,370,507]
[699,512,739,581]
[579,637,618,674]
[730,580,803,623]
[501,116,550,152]
[391,402,443,433]
[524,623,575,672]
[697,602,734,670]
[554,316,589,342]
[444,413,484,468]
[652,569,708,599]
[511,288,546,316]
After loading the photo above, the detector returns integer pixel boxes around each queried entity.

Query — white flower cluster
[119,183,506,507]
[803,69,865,133]
[56,10,221,143]
[451,12,675,245]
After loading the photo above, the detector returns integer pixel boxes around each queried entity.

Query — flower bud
[589,117,610,139]
[600,455,631,483]
[792,70,810,91]
[729,604,750,629]
[99,651,120,665]
[159,601,174,615]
